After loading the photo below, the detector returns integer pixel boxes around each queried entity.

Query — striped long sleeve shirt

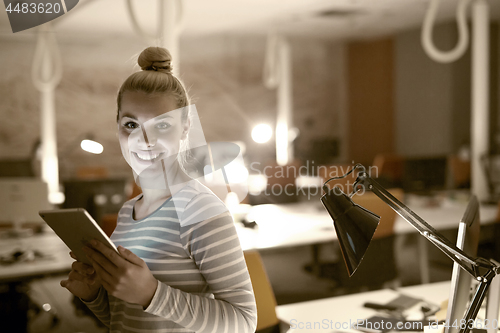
[83,182,257,332]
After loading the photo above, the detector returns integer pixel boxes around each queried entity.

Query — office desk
[276,281,451,333]
[236,202,335,251]
[394,195,497,283]
[236,197,498,282]
[0,228,72,282]
[1,195,496,281]
[394,194,498,234]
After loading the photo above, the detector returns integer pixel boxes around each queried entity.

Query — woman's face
[118,91,188,180]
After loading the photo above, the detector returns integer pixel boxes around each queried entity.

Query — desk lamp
[321,164,499,333]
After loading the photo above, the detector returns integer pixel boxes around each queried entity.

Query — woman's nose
[129,128,156,148]
[140,127,157,148]
[146,137,157,147]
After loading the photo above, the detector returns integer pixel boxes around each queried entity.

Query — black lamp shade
[321,188,380,276]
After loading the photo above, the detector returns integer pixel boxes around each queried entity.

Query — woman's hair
[116,46,190,122]
[117,46,192,170]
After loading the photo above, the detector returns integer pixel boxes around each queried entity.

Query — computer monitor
[62,178,126,223]
[402,156,448,193]
[0,159,34,177]
[485,260,500,333]
[445,195,481,333]
[0,178,52,227]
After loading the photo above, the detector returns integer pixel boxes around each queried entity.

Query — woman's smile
[132,151,165,163]
[133,151,164,161]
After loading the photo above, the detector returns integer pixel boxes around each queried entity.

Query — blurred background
[1,0,500,332]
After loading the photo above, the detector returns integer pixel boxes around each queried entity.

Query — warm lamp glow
[251,124,272,143]
[81,139,103,154]
[247,174,267,195]
[48,191,65,204]
[224,162,249,183]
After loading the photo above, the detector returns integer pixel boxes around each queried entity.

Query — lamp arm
[356,175,499,333]
[459,269,495,333]
[355,174,493,278]
[321,164,500,333]
[325,166,500,333]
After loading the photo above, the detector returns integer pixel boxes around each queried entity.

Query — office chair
[244,250,281,333]
[75,166,109,179]
[371,153,404,188]
[448,155,470,189]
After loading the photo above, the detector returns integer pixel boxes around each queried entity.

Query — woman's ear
[181,118,191,141]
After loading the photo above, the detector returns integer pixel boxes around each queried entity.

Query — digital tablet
[39,208,119,265]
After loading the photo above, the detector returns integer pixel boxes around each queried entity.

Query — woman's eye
[155,122,171,130]
[124,121,139,129]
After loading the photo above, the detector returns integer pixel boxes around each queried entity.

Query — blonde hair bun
[138,47,173,74]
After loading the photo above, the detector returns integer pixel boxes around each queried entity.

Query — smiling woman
[59,46,257,333]
[117,91,188,186]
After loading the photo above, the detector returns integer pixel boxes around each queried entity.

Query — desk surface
[1,193,497,281]
[0,228,73,282]
[237,195,498,251]
[276,281,451,333]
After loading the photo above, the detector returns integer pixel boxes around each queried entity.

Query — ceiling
[0,0,499,40]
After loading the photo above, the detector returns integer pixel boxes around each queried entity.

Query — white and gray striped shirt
[84,183,257,332]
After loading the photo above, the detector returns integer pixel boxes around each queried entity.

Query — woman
[60,46,257,332]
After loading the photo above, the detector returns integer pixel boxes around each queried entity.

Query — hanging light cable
[421,0,491,201]
[32,22,64,204]
[421,0,471,63]
[262,33,294,166]
[263,33,280,89]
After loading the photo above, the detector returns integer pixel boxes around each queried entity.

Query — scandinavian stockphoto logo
[4,0,79,33]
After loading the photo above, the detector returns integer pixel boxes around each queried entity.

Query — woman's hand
[83,240,158,309]
[60,252,102,302]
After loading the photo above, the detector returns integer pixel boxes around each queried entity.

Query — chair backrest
[76,166,108,179]
[243,250,280,331]
[448,155,470,188]
[100,214,118,237]
[351,188,404,239]
[496,200,500,222]
[372,154,404,184]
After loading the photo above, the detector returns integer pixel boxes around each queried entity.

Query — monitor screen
[486,261,500,333]
[445,195,480,333]
[0,178,52,225]
[402,156,448,193]
[62,178,126,223]
[0,159,34,177]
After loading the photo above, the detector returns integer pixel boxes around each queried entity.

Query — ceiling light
[81,139,103,154]
[251,124,272,144]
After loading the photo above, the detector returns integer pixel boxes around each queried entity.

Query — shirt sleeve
[144,193,258,333]
[80,286,111,328]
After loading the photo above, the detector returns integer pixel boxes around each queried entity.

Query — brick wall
[0,33,344,180]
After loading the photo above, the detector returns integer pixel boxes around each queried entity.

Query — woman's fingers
[89,240,124,266]
[118,246,144,266]
[72,261,95,275]
[83,245,117,274]
[68,269,96,285]
[87,253,114,285]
